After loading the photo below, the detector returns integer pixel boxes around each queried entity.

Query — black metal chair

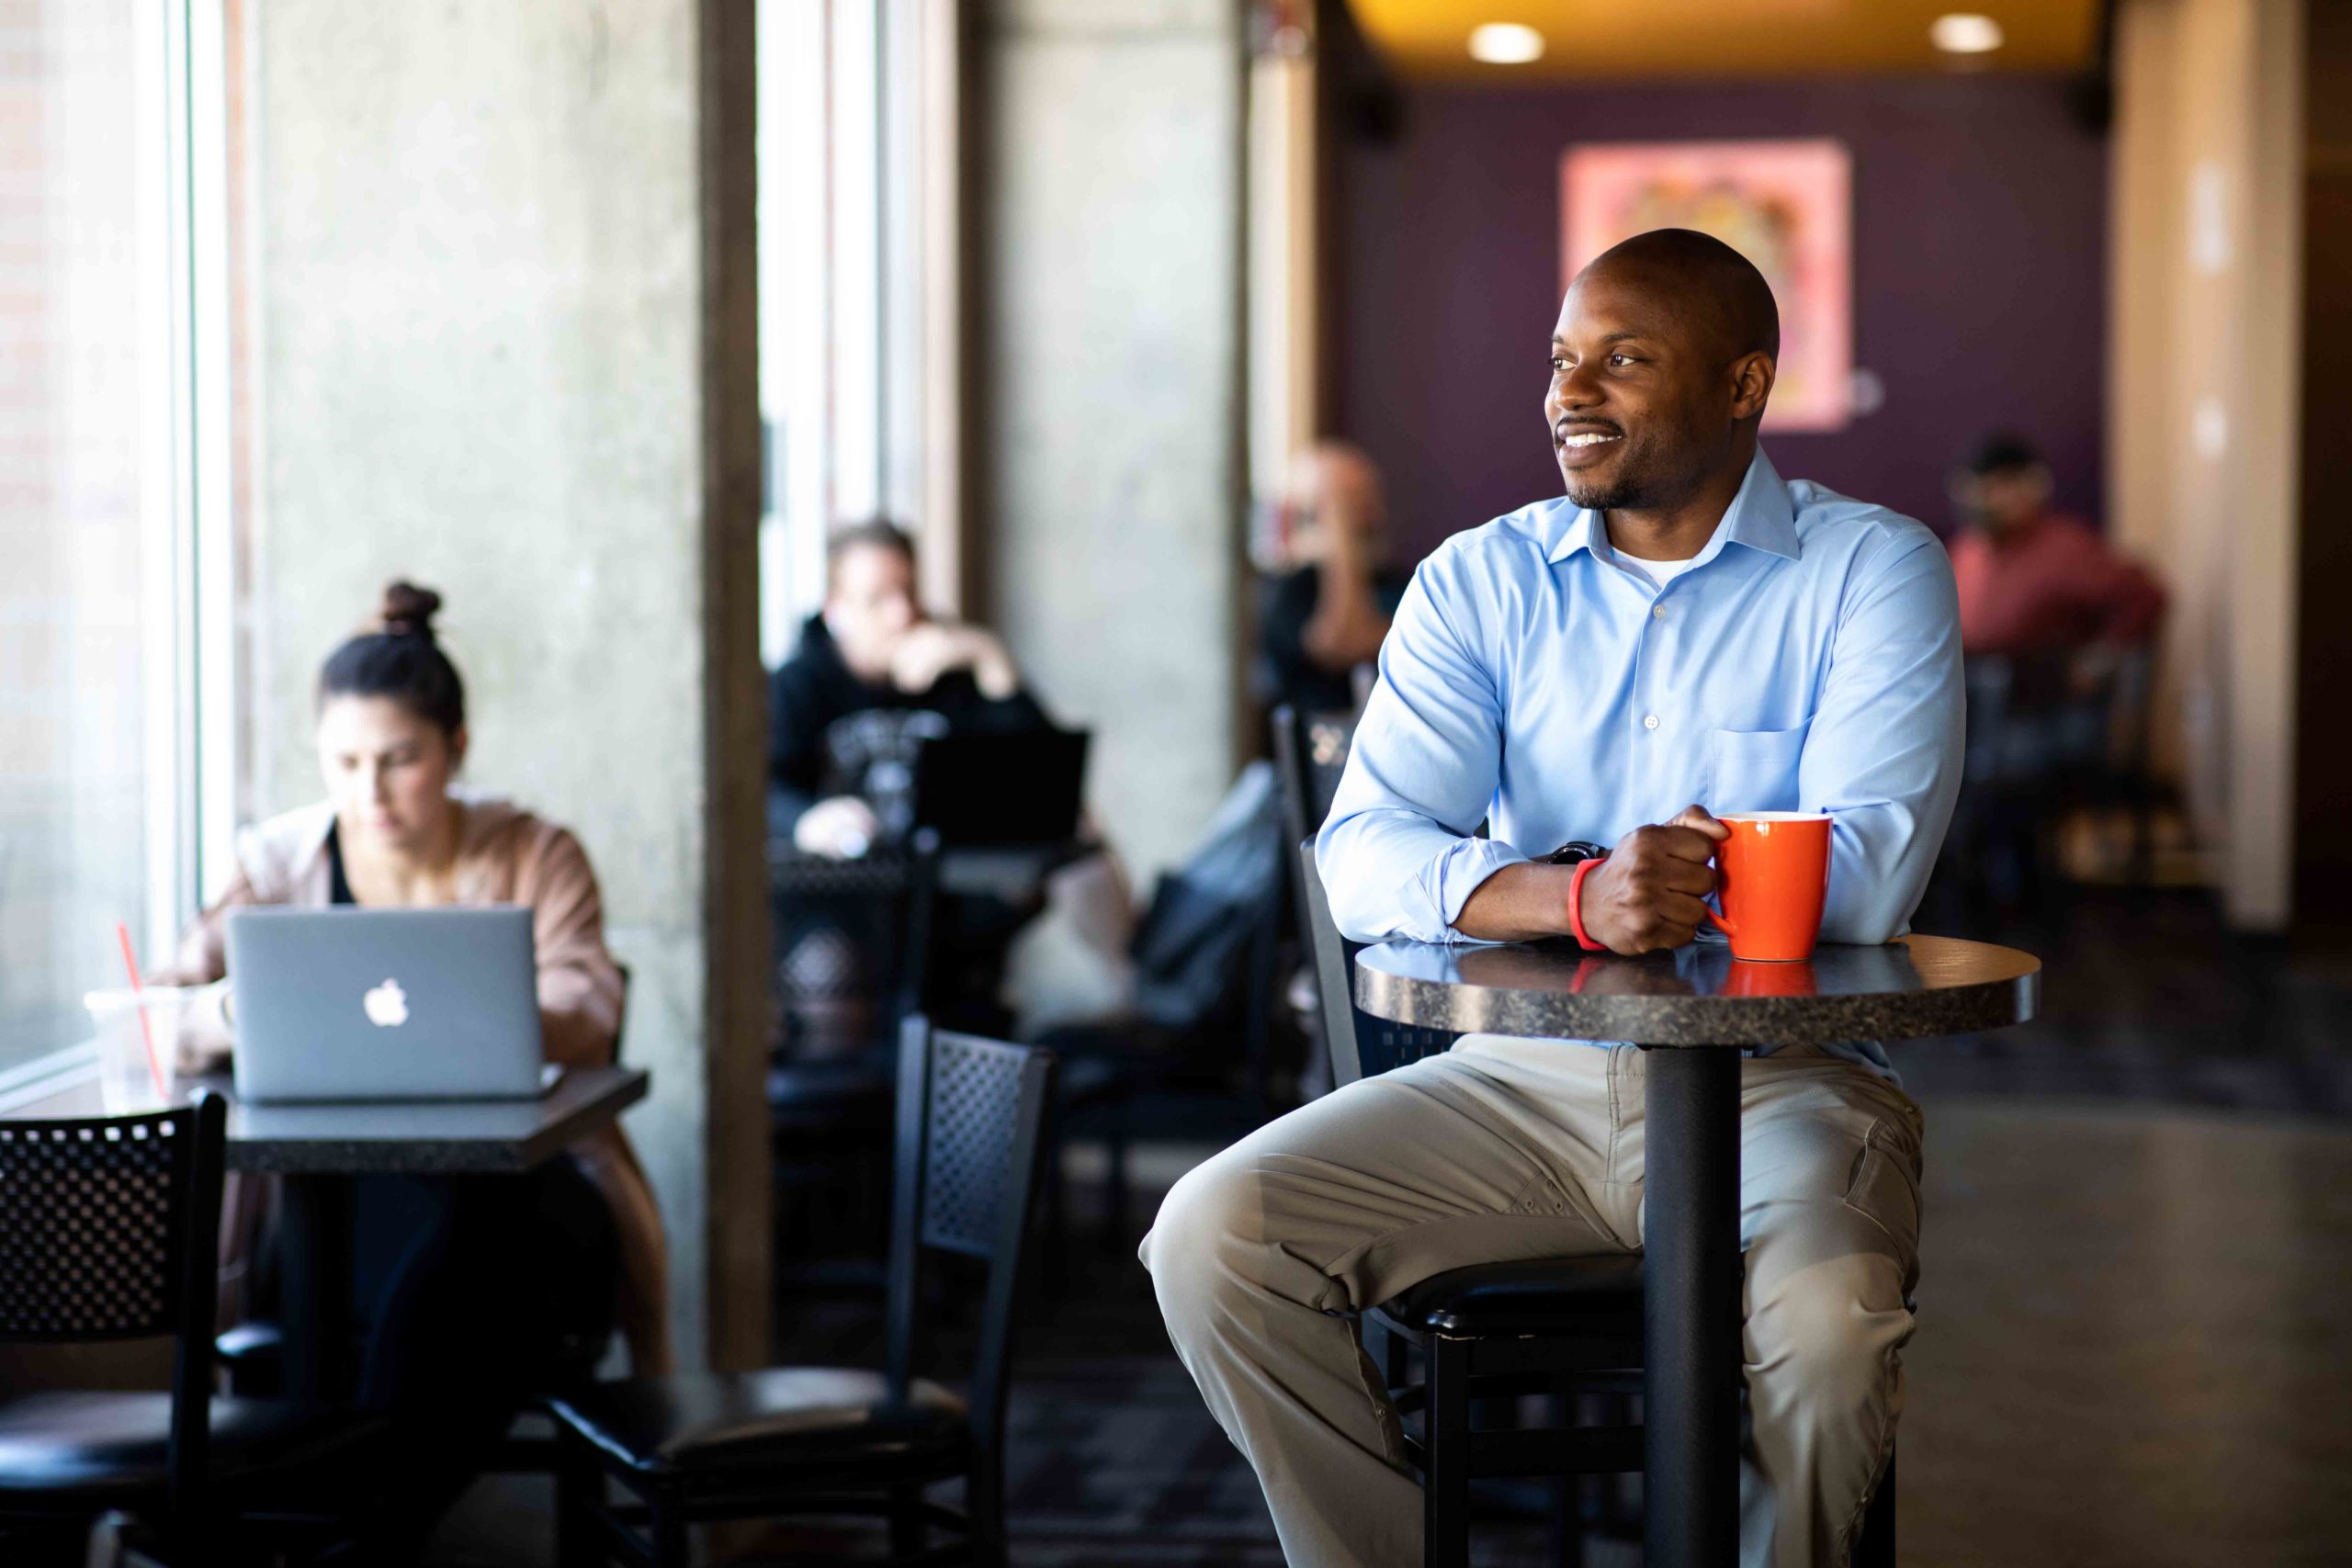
[1299,841,1897,1566]
[770,830,942,1294]
[1271,704,1356,871]
[1298,840,1641,1563]
[1273,704,1487,1096]
[0,1093,385,1563]
[1941,644,2168,930]
[1272,704,1367,1099]
[548,1017,1056,1566]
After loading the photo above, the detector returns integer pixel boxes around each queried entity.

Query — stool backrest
[0,1091,227,1520]
[1296,840,1459,1085]
[885,1018,1055,1492]
[1271,705,1357,855]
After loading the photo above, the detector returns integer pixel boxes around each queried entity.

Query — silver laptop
[226,907,544,1103]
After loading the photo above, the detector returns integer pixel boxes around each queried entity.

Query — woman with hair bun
[164,580,669,1533]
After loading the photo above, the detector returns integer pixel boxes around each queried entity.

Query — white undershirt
[1615,551,1701,591]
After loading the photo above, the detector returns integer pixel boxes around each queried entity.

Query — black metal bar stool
[1299,840,1898,1566]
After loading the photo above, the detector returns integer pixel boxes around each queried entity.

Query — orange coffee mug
[1704,812,1832,963]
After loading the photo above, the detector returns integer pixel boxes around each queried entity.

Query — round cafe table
[1352,933,2040,1568]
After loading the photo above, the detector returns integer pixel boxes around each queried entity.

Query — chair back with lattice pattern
[0,1097,223,1343]
[882,1017,1054,1504]
[0,1091,227,1520]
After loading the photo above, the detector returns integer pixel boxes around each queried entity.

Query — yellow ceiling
[1347,1,2102,81]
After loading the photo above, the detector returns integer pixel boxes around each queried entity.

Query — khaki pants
[1139,1036,1924,1568]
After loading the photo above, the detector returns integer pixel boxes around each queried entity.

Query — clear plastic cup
[82,987,195,1115]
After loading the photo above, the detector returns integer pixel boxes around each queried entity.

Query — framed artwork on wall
[1562,138,1853,433]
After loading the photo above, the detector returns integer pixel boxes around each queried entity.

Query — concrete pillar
[247,0,765,1368]
[2107,0,2304,931]
[978,0,1247,881]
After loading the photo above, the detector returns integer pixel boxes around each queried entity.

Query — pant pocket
[1506,1169,1570,1218]
[1839,1118,1923,1253]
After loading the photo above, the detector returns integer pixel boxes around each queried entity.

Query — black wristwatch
[1538,840,1610,867]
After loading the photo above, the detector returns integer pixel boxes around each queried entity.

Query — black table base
[1642,1044,1743,1568]
[280,1173,356,1403]
[1353,934,2041,1566]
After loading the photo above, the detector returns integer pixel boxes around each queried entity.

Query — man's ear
[1728,351,1776,423]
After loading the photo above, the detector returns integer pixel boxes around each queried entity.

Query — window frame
[185,0,243,925]
[123,0,238,965]
[161,0,244,941]
[0,0,227,1073]
[755,0,967,667]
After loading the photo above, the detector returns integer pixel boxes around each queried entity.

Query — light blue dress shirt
[1317,447,1964,1075]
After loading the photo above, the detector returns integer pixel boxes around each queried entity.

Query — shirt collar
[1545,446,1801,567]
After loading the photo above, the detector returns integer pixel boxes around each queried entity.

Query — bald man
[1142,230,1962,1566]
[1260,441,1412,714]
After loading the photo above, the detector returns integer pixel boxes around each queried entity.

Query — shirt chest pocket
[1710,722,1810,814]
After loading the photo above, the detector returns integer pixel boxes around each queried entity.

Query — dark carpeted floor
[1888,886,2352,1112]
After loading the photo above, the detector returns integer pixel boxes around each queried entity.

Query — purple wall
[1335,74,2109,562]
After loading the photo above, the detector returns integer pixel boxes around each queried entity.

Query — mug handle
[1704,852,1736,938]
[1704,835,1736,938]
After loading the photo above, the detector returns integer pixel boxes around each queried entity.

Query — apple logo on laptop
[363,978,410,1028]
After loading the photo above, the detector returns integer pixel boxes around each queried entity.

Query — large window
[0,0,237,1074]
[756,0,963,664]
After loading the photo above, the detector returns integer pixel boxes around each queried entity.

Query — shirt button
[1643,714,1660,730]
[1652,604,1667,620]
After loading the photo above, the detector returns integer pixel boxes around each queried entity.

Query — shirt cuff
[1419,836,1531,942]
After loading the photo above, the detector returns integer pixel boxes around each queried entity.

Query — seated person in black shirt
[770,519,1051,857]
[1257,441,1411,715]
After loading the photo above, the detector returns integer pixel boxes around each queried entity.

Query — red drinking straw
[113,920,170,1098]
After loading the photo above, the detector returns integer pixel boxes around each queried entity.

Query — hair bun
[378,581,444,640]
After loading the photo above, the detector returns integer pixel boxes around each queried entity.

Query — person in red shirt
[1948,434,2165,659]
[1939,435,2166,913]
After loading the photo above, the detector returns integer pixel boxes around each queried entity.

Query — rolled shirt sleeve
[1316,551,1526,944]
[1804,533,1965,944]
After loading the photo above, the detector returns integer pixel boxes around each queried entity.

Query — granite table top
[1355,934,2040,1047]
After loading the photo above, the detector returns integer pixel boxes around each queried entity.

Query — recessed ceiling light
[1468,22,1546,65]
[1930,13,2005,54]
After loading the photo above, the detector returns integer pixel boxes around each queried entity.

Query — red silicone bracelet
[1567,854,1608,952]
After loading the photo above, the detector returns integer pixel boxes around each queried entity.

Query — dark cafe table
[767,834,1102,904]
[2,1061,649,1404]
[1353,933,2040,1568]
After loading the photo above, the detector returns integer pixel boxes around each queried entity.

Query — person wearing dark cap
[1948,434,2165,660]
